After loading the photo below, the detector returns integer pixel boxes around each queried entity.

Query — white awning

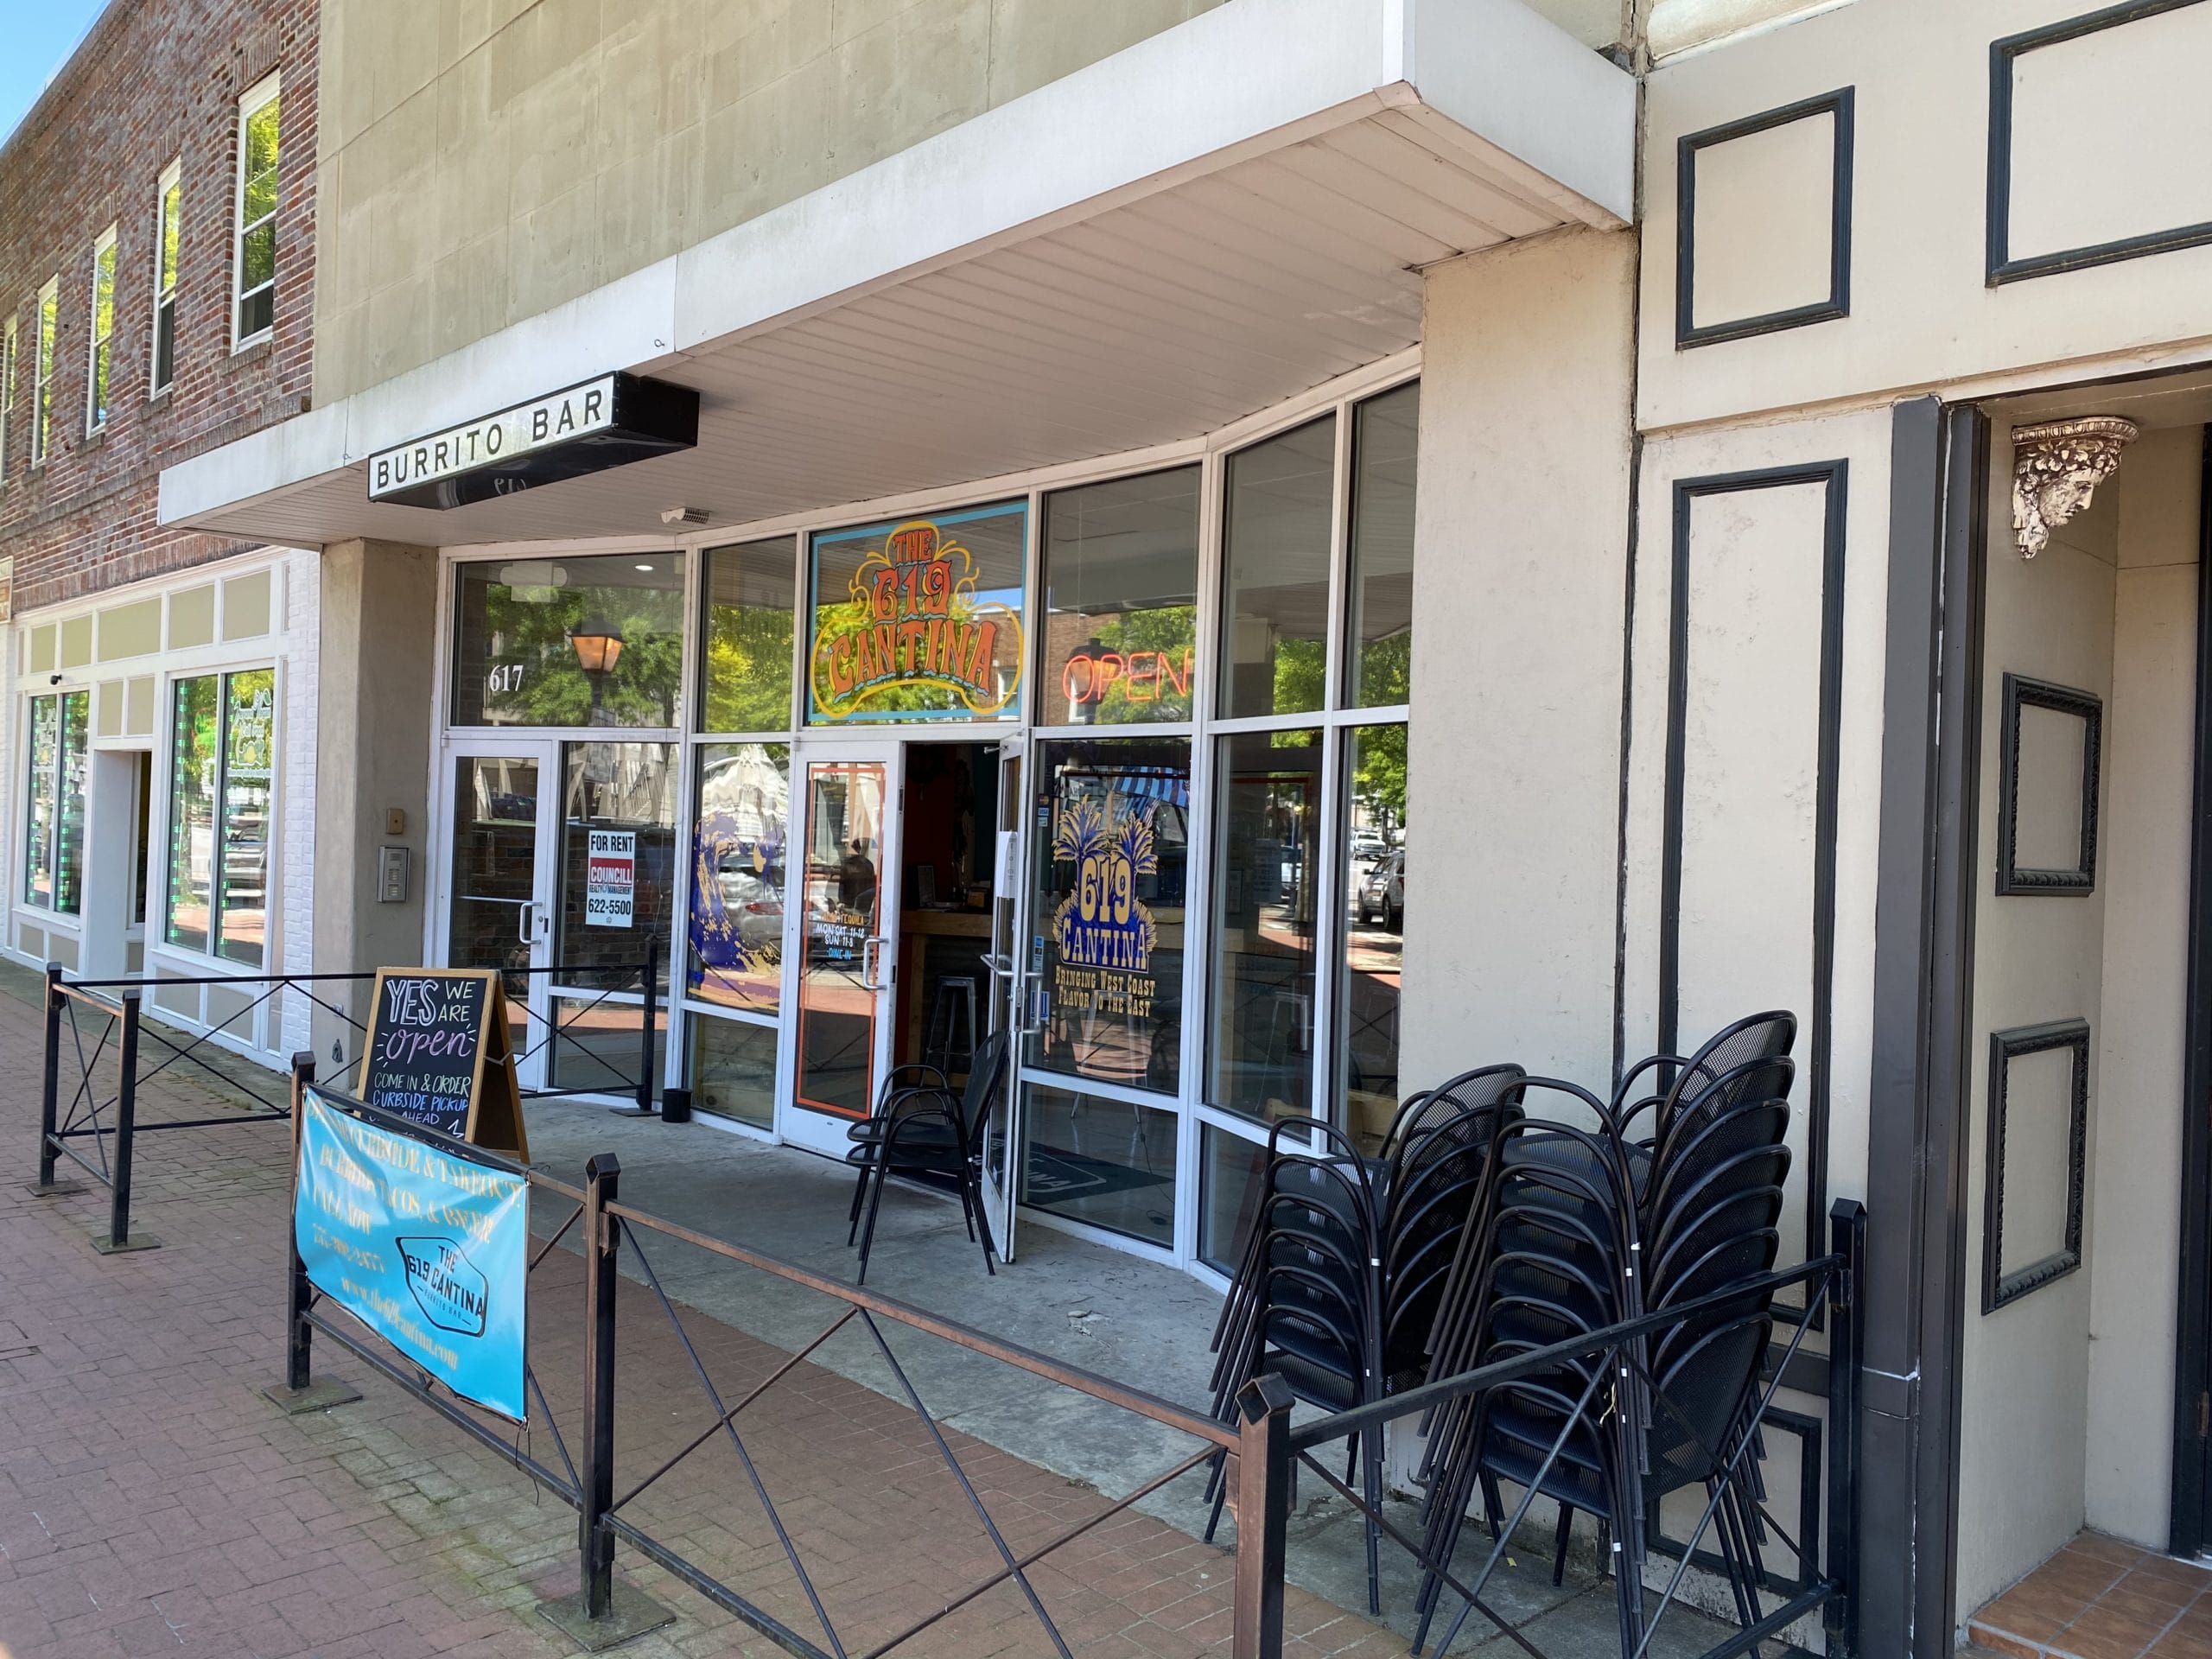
[161,0,1634,549]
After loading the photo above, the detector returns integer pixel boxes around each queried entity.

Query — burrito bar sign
[366,372,699,510]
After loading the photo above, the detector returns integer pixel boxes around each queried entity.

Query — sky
[0,0,113,153]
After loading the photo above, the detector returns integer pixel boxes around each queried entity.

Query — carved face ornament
[2012,416,2139,558]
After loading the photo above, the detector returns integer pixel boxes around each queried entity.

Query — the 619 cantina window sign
[1051,789,1160,1023]
[366,372,698,511]
[809,503,1027,722]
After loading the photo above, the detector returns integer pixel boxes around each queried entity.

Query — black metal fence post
[1826,1198,1868,1659]
[636,938,658,1116]
[287,1054,316,1391]
[262,1055,360,1415]
[1231,1373,1293,1659]
[582,1153,622,1618]
[92,995,158,1254]
[35,963,61,1190]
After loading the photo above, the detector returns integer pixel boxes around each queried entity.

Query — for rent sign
[586,830,635,927]
[294,1088,529,1421]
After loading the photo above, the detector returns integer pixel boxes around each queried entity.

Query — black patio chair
[1204,1118,1396,1610]
[1415,1077,1796,1656]
[1410,1093,1643,1649]
[844,1061,951,1243]
[845,1033,1009,1285]
[1613,1009,1796,1151]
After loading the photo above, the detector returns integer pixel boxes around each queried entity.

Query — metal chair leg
[847,1156,874,1245]
[855,1157,891,1285]
[968,1165,997,1275]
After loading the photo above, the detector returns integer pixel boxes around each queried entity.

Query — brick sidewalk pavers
[0,988,1397,1657]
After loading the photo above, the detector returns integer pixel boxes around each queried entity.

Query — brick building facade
[0,0,316,617]
[0,0,323,1020]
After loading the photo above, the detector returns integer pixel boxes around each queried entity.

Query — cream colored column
[2085,428,2200,1545]
[308,539,439,1077]
[1400,226,1638,1092]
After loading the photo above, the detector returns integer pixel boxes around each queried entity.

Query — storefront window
[166,677,217,950]
[451,552,685,728]
[22,690,87,914]
[690,1013,778,1129]
[1345,383,1417,709]
[807,502,1027,723]
[165,670,271,963]
[1207,729,1322,1121]
[1028,737,1190,1093]
[550,741,677,1092]
[1041,467,1199,725]
[1021,1084,1176,1248]
[217,671,274,964]
[700,540,796,733]
[1339,721,1407,1137]
[1200,1123,1268,1274]
[686,742,789,1014]
[1220,416,1334,720]
[554,741,677,984]
[22,696,56,910]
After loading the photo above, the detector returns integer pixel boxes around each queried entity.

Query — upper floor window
[0,313,15,483]
[233,75,279,345]
[86,227,118,435]
[152,160,181,392]
[31,278,57,467]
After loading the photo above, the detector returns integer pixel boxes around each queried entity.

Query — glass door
[443,741,558,1090]
[982,733,1031,1261]
[785,746,904,1159]
[545,741,678,1104]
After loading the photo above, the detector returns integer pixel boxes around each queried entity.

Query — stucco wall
[314,0,1249,404]
[309,539,438,1072]
[2084,428,2199,1547]
[1641,0,2212,433]
[311,0,1634,406]
[1955,425,2119,1617]
[1401,225,1636,1093]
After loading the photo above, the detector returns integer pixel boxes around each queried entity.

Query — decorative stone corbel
[2012,416,2139,558]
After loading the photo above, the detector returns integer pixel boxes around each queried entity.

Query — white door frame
[434,736,561,1091]
[780,737,906,1159]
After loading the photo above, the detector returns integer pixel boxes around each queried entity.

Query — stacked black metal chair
[1409,1015,1798,1656]
[844,1033,1011,1284]
[844,1061,950,1243]
[1410,1079,1642,1649]
[1203,1065,1526,1617]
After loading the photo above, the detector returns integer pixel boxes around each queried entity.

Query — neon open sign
[1061,650,1193,708]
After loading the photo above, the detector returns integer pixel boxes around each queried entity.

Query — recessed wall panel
[2003,2,2212,273]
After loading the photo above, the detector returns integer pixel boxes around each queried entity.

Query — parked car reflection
[1357,849,1403,931]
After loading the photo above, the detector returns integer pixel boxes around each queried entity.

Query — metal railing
[33,944,662,1251]
[1261,1201,1868,1659]
[280,1064,1265,1657]
[276,1056,1864,1657]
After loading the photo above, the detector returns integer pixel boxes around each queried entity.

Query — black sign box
[368,372,699,511]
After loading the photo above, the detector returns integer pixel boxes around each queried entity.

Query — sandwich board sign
[356,968,530,1158]
[293,1084,529,1420]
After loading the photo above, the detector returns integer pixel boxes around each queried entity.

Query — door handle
[517,900,537,945]
[861,936,889,992]
[1017,969,1049,1038]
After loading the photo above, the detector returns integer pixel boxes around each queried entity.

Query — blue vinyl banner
[294,1087,529,1421]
